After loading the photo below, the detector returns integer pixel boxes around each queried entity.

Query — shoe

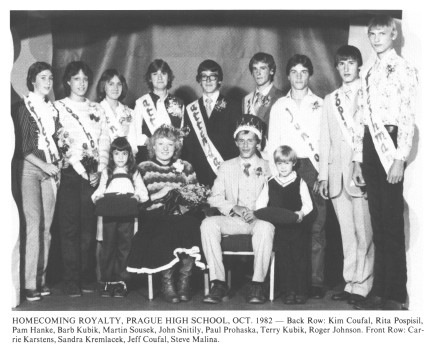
[295,295,308,304]
[177,255,194,302]
[38,285,51,296]
[81,281,96,293]
[331,291,350,301]
[100,283,113,297]
[383,299,406,310]
[282,292,296,305]
[25,289,41,302]
[247,283,266,304]
[63,282,82,297]
[113,282,127,298]
[353,295,384,310]
[203,281,229,304]
[310,286,325,299]
[161,267,180,303]
[348,293,365,305]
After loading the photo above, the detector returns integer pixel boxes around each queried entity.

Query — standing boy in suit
[201,115,274,305]
[318,45,374,306]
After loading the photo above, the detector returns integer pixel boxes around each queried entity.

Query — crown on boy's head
[233,114,264,140]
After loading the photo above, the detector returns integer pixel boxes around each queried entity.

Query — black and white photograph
[3,1,428,347]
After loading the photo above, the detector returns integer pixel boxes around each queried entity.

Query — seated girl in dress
[254,145,313,304]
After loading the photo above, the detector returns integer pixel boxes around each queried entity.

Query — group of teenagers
[15,15,417,310]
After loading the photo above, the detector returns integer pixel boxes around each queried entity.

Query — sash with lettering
[331,88,358,149]
[139,94,170,135]
[284,105,320,172]
[24,94,61,196]
[100,99,129,140]
[186,100,224,174]
[362,71,395,174]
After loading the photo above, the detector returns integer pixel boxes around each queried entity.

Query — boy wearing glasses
[183,59,239,186]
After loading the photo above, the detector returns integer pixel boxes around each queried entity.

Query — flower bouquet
[81,143,99,178]
[176,183,211,210]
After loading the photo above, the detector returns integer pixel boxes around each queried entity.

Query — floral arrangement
[118,106,133,125]
[214,97,227,112]
[176,183,211,209]
[166,96,184,118]
[172,159,185,173]
[81,142,99,175]
[88,102,103,122]
[254,166,264,177]
[312,101,321,111]
[386,64,395,78]
[258,94,271,107]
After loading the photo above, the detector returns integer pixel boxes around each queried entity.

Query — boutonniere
[254,167,264,177]
[166,97,184,118]
[386,64,395,78]
[172,159,185,173]
[89,103,101,122]
[119,106,133,124]
[214,98,227,112]
[261,95,271,107]
[312,101,321,111]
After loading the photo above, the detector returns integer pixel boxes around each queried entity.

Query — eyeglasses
[201,74,218,82]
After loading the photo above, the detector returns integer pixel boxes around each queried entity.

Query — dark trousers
[57,167,97,284]
[362,131,407,303]
[275,226,308,295]
[100,217,134,283]
[296,158,327,287]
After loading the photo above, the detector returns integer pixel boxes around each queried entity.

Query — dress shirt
[353,49,418,162]
[203,90,220,117]
[237,155,262,210]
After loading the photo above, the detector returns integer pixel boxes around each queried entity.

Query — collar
[341,79,361,96]
[28,91,48,104]
[374,48,398,68]
[239,155,258,168]
[274,171,297,186]
[203,90,220,103]
[150,91,169,103]
[152,157,174,167]
[256,82,274,96]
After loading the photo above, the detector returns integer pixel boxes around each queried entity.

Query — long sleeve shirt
[353,49,418,162]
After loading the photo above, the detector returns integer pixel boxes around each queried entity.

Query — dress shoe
[331,291,350,301]
[383,299,406,310]
[353,295,384,310]
[348,294,365,305]
[310,286,325,299]
[247,283,266,304]
[25,289,42,302]
[282,292,296,305]
[295,294,308,304]
[203,281,229,304]
[38,285,51,296]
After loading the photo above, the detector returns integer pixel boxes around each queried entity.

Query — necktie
[243,163,251,176]
[254,91,261,114]
[205,98,213,117]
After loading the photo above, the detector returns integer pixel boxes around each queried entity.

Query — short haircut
[286,54,314,76]
[62,61,93,96]
[145,59,174,91]
[334,45,363,67]
[368,15,397,33]
[96,69,128,102]
[248,52,276,80]
[196,59,223,83]
[273,145,297,164]
[234,130,261,144]
[147,126,183,161]
[26,61,52,92]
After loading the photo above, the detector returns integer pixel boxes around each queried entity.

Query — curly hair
[147,125,183,161]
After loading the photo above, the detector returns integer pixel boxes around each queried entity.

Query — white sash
[331,89,357,149]
[100,99,127,140]
[24,95,61,196]
[140,94,170,135]
[362,72,396,173]
[284,106,320,172]
[186,100,224,174]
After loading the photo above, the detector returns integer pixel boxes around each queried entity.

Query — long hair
[96,68,128,102]
[107,137,137,182]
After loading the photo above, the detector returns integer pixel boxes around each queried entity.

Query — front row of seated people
[15,15,416,310]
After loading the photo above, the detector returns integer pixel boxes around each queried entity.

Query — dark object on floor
[310,286,325,299]
[353,295,385,310]
[203,281,229,304]
[331,290,350,301]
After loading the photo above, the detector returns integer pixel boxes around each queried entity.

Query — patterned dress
[127,159,204,273]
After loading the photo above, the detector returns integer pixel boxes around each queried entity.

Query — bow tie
[243,163,251,176]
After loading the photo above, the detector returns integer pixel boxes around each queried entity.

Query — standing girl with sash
[133,59,184,164]
[55,61,110,297]
[16,62,62,301]
[182,59,239,187]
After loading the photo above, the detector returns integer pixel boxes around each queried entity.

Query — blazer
[208,156,271,216]
[319,89,364,198]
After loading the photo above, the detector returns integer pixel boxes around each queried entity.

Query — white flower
[172,160,185,173]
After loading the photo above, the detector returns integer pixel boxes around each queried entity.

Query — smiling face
[32,69,53,97]
[368,25,396,58]
[154,137,175,163]
[235,131,258,159]
[200,70,220,95]
[275,159,294,178]
[112,149,129,169]
[288,64,310,91]
[336,58,359,84]
[251,62,273,88]
[105,75,123,101]
[151,70,169,91]
[68,70,89,98]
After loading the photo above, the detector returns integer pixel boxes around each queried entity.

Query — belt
[364,125,397,134]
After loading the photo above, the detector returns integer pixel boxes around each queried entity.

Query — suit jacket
[319,89,363,198]
[182,94,240,187]
[242,85,284,128]
[208,156,271,216]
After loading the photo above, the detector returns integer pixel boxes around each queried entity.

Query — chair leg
[269,252,275,302]
[148,274,153,300]
[227,269,232,289]
[204,270,209,296]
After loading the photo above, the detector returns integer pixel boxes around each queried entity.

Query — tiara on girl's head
[158,124,190,139]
